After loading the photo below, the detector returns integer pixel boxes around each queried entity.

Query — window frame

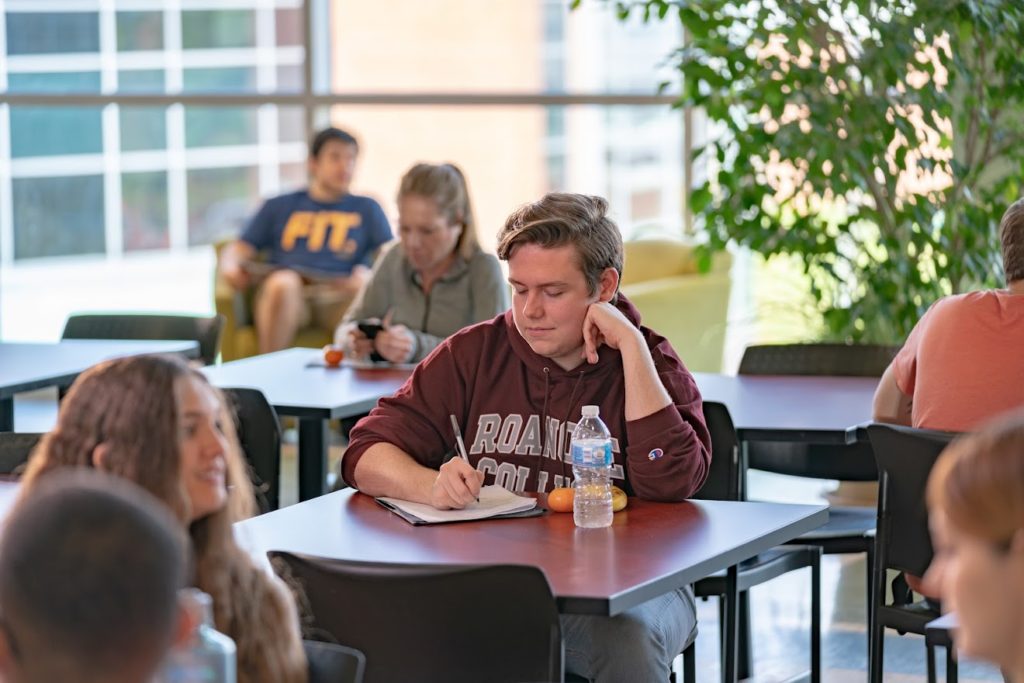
[0,0,693,267]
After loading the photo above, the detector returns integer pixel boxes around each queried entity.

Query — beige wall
[329,1,547,252]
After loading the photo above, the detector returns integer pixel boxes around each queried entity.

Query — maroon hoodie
[343,294,711,501]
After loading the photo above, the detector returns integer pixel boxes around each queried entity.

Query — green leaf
[690,186,714,213]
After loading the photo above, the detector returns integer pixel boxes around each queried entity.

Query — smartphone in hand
[356,320,386,362]
[357,320,384,339]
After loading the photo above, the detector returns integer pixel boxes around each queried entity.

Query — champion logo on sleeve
[647,448,664,461]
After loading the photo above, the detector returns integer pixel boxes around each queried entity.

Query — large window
[4,101,306,261]
[0,0,684,340]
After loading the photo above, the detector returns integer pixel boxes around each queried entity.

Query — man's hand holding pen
[431,414,483,510]
[431,458,484,510]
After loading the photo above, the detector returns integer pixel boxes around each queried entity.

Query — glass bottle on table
[157,588,237,683]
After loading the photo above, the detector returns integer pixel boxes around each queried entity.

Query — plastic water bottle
[157,589,237,683]
[571,405,613,528]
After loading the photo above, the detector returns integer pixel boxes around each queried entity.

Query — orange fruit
[547,487,574,513]
[322,345,344,367]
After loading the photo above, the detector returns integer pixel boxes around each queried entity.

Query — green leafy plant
[588,0,1024,342]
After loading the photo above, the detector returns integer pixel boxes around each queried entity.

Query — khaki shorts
[253,275,355,333]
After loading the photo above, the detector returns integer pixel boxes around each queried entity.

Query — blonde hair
[398,162,479,260]
[927,409,1024,544]
[19,355,307,683]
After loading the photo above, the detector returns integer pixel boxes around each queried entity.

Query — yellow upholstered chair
[620,239,732,372]
[213,240,332,361]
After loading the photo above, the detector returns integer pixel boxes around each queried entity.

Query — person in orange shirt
[875,198,1024,598]
[873,198,1024,431]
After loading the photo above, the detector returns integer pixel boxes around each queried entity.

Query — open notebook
[376,485,541,525]
[342,358,418,371]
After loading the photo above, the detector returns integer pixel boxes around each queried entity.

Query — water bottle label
[571,441,612,467]
[161,663,221,683]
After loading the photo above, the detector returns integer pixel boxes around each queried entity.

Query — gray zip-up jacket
[342,241,509,363]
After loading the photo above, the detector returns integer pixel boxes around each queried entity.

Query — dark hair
[1000,198,1024,283]
[398,162,479,260]
[310,127,358,158]
[496,193,624,297]
[0,470,187,682]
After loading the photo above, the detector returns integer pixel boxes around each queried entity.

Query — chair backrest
[738,343,900,377]
[692,401,741,501]
[745,440,879,481]
[739,343,891,481]
[0,432,43,476]
[270,551,563,683]
[61,313,226,365]
[222,387,281,512]
[304,640,365,683]
[867,423,959,576]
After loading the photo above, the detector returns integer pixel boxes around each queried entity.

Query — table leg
[723,564,739,683]
[739,441,750,501]
[297,418,329,501]
[0,398,12,431]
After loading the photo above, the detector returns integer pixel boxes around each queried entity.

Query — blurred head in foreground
[925,410,1024,675]
[0,469,188,683]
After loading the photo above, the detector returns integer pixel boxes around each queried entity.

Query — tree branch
[850,153,896,234]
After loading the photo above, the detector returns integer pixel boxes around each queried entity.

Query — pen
[450,414,470,464]
[450,415,478,502]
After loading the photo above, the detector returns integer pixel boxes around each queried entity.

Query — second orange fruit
[547,487,574,512]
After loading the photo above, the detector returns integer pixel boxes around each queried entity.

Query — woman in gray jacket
[336,162,508,364]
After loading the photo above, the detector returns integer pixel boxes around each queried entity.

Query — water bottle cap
[581,405,599,418]
[180,588,215,627]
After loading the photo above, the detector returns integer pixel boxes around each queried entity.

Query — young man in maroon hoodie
[343,192,712,682]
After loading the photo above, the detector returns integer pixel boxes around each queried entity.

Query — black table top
[202,352,876,440]
[0,340,200,398]
[694,372,878,443]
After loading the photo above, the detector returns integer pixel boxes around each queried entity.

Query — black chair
[61,313,226,366]
[739,343,899,665]
[867,423,958,683]
[692,402,822,683]
[925,615,957,681]
[304,640,365,683]
[679,643,695,683]
[270,551,563,683]
[0,432,43,477]
[223,387,281,512]
[738,343,899,377]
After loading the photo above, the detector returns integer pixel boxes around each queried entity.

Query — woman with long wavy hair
[19,354,307,683]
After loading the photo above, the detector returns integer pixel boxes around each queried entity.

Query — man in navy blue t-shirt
[219,127,392,353]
